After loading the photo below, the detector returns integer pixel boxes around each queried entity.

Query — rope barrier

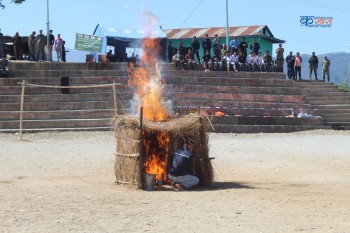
[17,82,121,89]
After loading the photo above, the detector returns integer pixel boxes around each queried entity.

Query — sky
[1,0,350,56]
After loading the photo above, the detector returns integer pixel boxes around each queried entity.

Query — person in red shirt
[184,49,196,70]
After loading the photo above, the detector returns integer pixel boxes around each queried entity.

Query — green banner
[74,33,103,52]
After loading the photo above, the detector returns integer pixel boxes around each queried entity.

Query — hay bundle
[114,114,213,188]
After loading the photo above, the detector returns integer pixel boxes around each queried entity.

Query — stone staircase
[296,81,350,129]
[0,62,132,132]
[0,62,324,133]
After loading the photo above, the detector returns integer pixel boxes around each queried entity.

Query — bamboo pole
[19,80,26,141]
[138,107,144,189]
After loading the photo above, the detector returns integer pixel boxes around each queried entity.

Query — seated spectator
[172,50,185,70]
[106,50,113,62]
[184,49,197,70]
[227,51,239,71]
[238,52,247,71]
[263,51,273,72]
[221,44,227,59]
[202,50,212,71]
[222,51,230,71]
[212,52,222,71]
[246,52,258,72]
[0,55,9,77]
[257,52,264,72]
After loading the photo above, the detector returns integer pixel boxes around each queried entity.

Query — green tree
[1,0,26,9]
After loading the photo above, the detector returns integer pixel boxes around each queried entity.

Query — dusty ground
[0,130,350,233]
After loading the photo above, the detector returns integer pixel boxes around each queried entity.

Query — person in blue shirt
[229,36,239,55]
[168,138,199,191]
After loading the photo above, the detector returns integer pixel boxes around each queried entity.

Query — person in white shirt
[228,51,239,71]
[247,52,258,71]
[257,52,264,72]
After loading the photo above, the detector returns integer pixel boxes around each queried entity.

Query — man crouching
[168,138,199,191]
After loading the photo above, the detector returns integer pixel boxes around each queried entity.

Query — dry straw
[114,114,214,188]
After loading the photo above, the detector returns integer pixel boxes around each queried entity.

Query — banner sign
[75,33,103,52]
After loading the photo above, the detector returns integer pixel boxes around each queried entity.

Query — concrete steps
[0,62,327,133]
[297,81,350,128]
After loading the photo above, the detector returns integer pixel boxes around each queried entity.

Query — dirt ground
[0,130,350,233]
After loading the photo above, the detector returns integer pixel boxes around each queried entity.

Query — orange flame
[128,14,170,121]
[144,131,170,181]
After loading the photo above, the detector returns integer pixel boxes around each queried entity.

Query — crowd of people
[169,34,331,82]
[0,29,66,62]
[286,51,331,82]
[169,35,280,73]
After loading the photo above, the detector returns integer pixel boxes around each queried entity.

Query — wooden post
[112,82,118,118]
[138,107,144,189]
[19,80,26,141]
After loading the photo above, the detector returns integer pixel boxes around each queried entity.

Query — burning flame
[129,12,172,182]
[128,13,171,122]
[144,131,170,181]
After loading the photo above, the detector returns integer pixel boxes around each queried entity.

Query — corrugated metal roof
[163,25,285,43]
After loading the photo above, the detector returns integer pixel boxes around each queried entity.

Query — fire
[128,13,170,122]
[144,131,170,181]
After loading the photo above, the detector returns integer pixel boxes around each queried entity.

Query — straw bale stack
[114,114,213,188]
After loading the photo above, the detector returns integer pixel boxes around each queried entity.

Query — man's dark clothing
[169,147,195,176]
[13,34,23,60]
[239,41,248,57]
[191,39,200,63]
[250,42,260,55]
[167,45,174,63]
[177,45,186,57]
[202,38,212,54]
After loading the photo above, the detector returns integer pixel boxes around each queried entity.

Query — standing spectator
[229,36,239,55]
[167,41,174,63]
[36,29,46,61]
[285,51,293,79]
[62,40,66,62]
[263,51,273,72]
[212,34,220,57]
[201,34,212,55]
[47,29,54,61]
[0,28,3,58]
[275,43,284,72]
[54,34,64,62]
[28,31,36,61]
[177,41,186,57]
[294,52,302,80]
[250,38,260,55]
[13,31,23,60]
[288,55,296,80]
[239,37,248,57]
[308,52,319,80]
[322,55,331,82]
[184,49,196,70]
[191,36,200,64]
[202,50,212,71]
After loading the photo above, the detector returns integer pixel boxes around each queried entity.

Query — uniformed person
[28,31,36,61]
[322,55,331,82]
[36,29,46,61]
[275,43,284,72]
[308,52,319,80]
